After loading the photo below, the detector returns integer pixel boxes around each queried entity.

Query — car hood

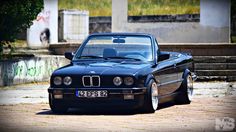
[53,61,152,76]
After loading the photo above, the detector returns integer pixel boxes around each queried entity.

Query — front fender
[182,69,190,79]
[144,74,157,87]
[182,69,197,81]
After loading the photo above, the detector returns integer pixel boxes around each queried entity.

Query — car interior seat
[103,48,117,58]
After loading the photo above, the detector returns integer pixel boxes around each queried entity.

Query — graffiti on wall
[28,9,51,47]
[0,57,68,86]
[36,10,50,26]
[7,60,45,78]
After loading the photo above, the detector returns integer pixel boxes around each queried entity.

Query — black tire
[49,94,68,114]
[142,79,159,113]
[175,74,193,104]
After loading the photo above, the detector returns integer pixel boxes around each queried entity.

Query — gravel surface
[0,82,235,132]
[0,83,49,105]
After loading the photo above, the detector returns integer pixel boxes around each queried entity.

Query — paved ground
[0,82,236,132]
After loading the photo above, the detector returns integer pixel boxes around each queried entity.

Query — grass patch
[58,0,200,16]
[128,0,200,16]
[59,0,112,16]
[2,39,27,51]
[11,40,27,47]
[232,36,236,43]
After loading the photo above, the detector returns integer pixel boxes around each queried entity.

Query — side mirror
[64,52,74,60]
[158,53,170,62]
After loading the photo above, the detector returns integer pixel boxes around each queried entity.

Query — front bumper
[48,87,147,109]
[191,72,197,81]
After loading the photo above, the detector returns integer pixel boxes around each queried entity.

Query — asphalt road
[0,82,236,132]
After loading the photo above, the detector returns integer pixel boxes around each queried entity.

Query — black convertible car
[48,33,197,113]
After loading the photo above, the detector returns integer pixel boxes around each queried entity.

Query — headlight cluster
[113,76,134,86]
[53,76,72,86]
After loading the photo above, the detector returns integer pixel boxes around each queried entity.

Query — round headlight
[53,76,62,85]
[124,77,134,86]
[113,76,122,86]
[63,76,72,85]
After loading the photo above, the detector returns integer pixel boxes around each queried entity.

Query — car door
[174,54,193,89]
[154,56,179,97]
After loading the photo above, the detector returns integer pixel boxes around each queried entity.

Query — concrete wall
[89,14,199,34]
[200,0,230,27]
[112,0,128,32]
[112,0,230,43]
[58,10,89,42]
[89,17,111,33]
[0,56,69,86]
[27,0,58,48]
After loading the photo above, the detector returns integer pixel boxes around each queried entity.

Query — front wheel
[49,94,68,114]
[176,74,193,104]
[142,80,159,113]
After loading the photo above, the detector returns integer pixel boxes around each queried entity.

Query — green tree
[0,0,43,58]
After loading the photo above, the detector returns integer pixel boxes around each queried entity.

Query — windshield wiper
[105,56,141,61]
[78,56,141,61]
[79,55,104,59]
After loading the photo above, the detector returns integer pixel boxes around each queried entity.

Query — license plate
[76,90,108,98]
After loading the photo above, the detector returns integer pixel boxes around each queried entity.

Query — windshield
[75,35,153,61]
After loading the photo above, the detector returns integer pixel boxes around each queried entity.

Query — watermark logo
[215,117,235,131]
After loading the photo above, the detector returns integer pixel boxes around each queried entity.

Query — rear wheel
[142,80,159,113]
[49,94,68,114]
[176,74,193,104]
